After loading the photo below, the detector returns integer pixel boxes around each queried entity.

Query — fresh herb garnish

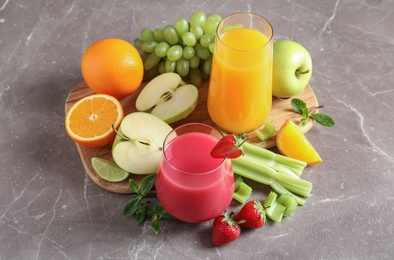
[291,98,335,127]
[123,174,173,234]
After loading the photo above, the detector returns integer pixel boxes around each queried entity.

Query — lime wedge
[91,157,129,182]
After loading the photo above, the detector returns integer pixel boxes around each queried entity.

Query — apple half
[112,112,176,175]
[136,72,199,124]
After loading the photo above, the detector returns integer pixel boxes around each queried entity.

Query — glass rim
[162,123,227,176]
[216,12,274,52]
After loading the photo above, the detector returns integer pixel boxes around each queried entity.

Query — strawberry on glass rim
[210,133,248,159]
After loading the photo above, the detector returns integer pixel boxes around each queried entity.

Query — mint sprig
[123,174,173,234]
[291,98,335,127]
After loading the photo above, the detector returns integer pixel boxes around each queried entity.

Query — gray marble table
[1,0,393,259]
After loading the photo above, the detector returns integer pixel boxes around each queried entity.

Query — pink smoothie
[156,132,234,223]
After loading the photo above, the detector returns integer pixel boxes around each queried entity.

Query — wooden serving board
[65,80,318,194]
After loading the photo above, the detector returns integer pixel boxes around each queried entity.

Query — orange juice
[208,25,273,134]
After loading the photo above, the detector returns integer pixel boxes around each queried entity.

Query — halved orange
[65,94,124,148]
[276,119,322,165]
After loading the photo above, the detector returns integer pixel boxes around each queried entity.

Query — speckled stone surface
[1,0,393,259]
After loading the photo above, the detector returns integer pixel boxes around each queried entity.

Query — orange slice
[276,119,322,165]
[65,94,124,148]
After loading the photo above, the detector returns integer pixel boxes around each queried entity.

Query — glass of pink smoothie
[155,123,234,223]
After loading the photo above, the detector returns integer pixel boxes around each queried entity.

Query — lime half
[91,157,129,182]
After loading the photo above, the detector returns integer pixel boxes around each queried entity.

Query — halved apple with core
[112,112,176,175]
[136,72,199,124]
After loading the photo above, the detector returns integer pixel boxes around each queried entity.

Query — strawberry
[210,133,248,159]
[234,200,266,229]
[212,211,242,246]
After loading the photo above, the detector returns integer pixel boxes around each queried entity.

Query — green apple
[136,72,199,124]
[272,40,313,98]
[112,112,176,175]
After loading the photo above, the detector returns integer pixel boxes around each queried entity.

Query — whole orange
[81,38,144,99]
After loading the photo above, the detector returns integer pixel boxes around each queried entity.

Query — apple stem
[295,69,310,75]
[112,124,130,141]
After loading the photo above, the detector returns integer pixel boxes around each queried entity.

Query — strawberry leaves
[210,133,248,159]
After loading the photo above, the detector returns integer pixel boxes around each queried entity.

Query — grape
[144,64,160,80]
[165,58,176,72]
[167,45,183,61]
[155,42,170,57]
[200,34,211,48]
[158,61,166,74]
[223,23,245,33]
[154,28,165,42]
[182,32,197,47]
[190,25,204,40]
[202,19,219,36]
[189,55,200,69]
[140,52,149,63]
[141,28,155,42]
[175,18,189,37]
[144,53,161,70]
[211,14,222,22]
[195,43,210,60]
[189,68,202,87]
[183,46,195,59]
[136,12,222,84]
[203,56,212,75]
[134,38,143,50]
[208,42,215,53]
[176,57,190,77]
[190,11,206,27]
[163,25,179,45]
[140,41,158,53]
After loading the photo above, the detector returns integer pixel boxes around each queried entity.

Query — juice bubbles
[155,123,234,223]
[208,12,273,134]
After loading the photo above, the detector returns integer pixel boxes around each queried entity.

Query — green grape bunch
[134,11,221,87]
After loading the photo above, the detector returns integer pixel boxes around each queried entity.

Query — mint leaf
[153,201,173,220]
[140,174,156,196]
[123,175,171,234]
[292,98,309,127]
[291,98,307,115]
[291,98,335,127]
[128,179,140,193]
[134,202,151,224]
[310,113,335,127]
[151,215,160,235]
[123,194,142,216]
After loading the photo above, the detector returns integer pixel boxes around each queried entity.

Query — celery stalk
[234,174,244,191]
[263,192,285,222]
[232,157,276,185]
[231,155,311,206]
[242,142,306,177]
[263,191,278,208]
[232,156,312,197]
[270,182,306,206]
[275,172,312,198]
[277,194,298,217]
[233,182,253,204]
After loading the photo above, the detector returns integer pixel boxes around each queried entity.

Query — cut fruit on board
[65,80,318,194]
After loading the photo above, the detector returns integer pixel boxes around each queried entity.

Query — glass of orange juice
[207,12,273,134]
